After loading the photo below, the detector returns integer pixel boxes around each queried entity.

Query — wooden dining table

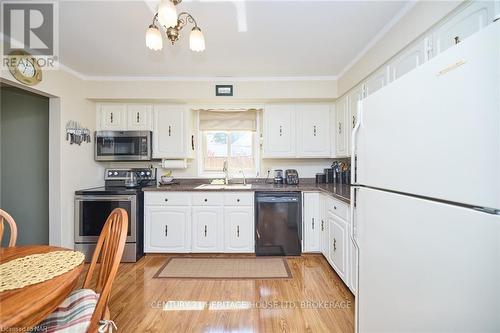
[0,245,84,330]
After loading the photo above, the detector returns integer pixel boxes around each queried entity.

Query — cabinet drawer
[145,192,191,206]
[192,192,223,206]
[223,193,254,206]
[327,197,349,221]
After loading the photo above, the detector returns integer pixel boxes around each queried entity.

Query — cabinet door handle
[237,225,240,238]
[279,125,283,136]
[204,198,208,202]
[168,125,172,137]
[454,36,460,44]
[338,122,342,134]
[333,238,337,252]
[312,218,315,230]
[204,225,207,237]
[191,135,195,151]
[237,199,240,202]
[165,198,169,202]
[165,225,168,237]
[333,206,337,210]
[321,220,324,231]
[110,112,113,123]
[313,125,317,136]
[137,112,140,123]
[352,115,356,129]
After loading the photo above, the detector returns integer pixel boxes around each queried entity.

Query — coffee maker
[274,169,284,184]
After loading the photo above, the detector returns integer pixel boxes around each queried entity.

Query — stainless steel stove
[74,168,156,262]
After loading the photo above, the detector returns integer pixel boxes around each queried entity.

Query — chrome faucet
[222,160,229,185]
[240,169,246,185]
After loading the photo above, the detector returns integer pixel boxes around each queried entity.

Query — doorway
[1,84,49,245]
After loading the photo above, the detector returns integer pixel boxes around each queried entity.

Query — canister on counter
[324,168,335,183]
[316,173,326,184]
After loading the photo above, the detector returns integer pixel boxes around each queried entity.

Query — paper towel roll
[161,159,187,169]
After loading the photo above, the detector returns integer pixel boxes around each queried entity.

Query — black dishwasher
[255,192,302,256]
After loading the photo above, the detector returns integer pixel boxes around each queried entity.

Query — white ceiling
[58,0,411,78]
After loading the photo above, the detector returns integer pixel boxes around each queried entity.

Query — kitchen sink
[195,184,252,190]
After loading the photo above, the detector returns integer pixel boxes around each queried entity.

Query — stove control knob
[146,171,151,176]
[140,172,145,176]
[108,171,113,176]
[113,172,118,176]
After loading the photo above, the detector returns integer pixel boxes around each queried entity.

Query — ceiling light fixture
[146,0,205,52]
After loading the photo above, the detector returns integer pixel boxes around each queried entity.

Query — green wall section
[1,86,49,246]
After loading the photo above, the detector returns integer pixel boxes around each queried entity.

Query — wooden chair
[37,208,128,332]
[0,209,17,247]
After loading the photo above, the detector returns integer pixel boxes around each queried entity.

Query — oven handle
[75,195,136,201]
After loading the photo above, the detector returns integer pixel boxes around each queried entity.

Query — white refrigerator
[351,22,500,332]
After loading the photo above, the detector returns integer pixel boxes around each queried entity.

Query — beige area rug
[154,257,292,279]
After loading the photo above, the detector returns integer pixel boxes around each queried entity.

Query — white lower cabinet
[328,212,347,281]
[192,207,224,252]
[144,192,254,253]
[224,207,254,253]
[319,194,329,256]
[320,194,354,292]
[303,192,320,252]
[144,206,191,253]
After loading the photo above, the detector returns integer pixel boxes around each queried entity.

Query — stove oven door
[75,195,136,243]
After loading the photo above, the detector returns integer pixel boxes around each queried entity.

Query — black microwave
[95,131,152,161]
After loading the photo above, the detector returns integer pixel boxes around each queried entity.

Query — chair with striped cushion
[36,208,128,332]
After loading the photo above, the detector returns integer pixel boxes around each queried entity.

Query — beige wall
[338,1,462,96]
[86,78,338,102]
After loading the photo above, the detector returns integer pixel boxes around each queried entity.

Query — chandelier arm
[151,13,159,26]
[177,11,198,28]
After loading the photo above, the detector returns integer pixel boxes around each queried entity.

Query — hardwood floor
[105,254,354,333]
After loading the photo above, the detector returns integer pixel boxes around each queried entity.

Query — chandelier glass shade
[146,25,163,50]
[157,0,178,28]
[189,27,205,52]
[146,0,205,52]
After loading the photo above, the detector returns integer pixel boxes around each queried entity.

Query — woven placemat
[0,251,85,292]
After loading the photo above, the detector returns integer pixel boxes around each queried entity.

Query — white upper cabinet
[98,104,126,130]
[335,96,348,157]
[296,105,331,157]
[127,104,152,131]
[153,105,194,159]
[97,103,152,131]
[263,105,296,158]
[365,67,389,97]
[388,39,427,82]
[433,1,495,54]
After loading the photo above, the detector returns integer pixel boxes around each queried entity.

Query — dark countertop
[143,179,351,204]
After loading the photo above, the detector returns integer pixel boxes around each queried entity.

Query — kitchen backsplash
[102,158,335,180]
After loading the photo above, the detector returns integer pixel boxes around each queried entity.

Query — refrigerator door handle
[351,100,363,184]
[349,186,360,333]
[350,187,360,249]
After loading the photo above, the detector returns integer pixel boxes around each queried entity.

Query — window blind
[198,109,259,131]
